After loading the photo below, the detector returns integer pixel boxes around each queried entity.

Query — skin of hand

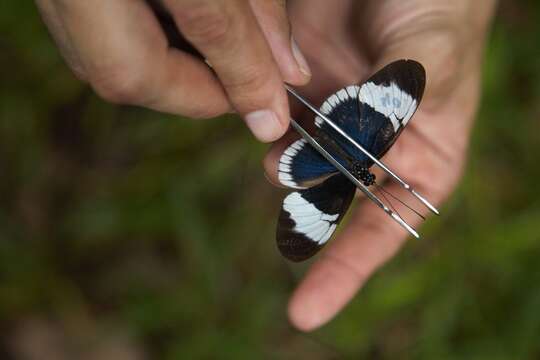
[264,0,497,331]
[34,0,312,143]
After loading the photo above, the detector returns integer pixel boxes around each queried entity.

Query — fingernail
[291,37,311,78]
[288,295,324,332]
[245,109,283,142]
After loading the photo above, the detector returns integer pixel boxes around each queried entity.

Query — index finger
[165,0,290,142]
[36,0,233,118]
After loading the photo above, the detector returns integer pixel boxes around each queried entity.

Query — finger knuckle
[175,3,230,47]
[223,65,271,101]
[188,104,226,119]
[89,62,150,104]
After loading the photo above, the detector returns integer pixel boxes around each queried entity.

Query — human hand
[34,0,312,142]
[264,0,497,331]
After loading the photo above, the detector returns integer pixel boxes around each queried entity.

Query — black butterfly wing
[276,60,425,261]
[277,174,355,262]
[315,59,426,166]
[277,138,341,189]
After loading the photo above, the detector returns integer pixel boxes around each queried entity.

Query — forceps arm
[289,118,420,239]
[286,85,439,216]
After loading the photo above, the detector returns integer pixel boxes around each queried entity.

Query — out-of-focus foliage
[1,1,540,359]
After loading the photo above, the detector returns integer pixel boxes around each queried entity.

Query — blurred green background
[2,1,540,359]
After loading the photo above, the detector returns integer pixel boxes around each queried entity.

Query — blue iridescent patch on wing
[315,86,395,167]
[315,60,425,166]
[278,138,344,189]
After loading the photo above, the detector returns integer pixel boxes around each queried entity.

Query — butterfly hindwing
[276,174,355,262]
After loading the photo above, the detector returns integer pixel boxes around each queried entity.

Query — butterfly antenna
[374,183,402,219]
[374,183,425,220]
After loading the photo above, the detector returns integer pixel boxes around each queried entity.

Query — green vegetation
[1,1,540,359]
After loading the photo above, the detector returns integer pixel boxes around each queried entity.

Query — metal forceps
[285,85,439,239]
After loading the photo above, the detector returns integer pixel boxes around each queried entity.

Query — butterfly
[276,59,426,262]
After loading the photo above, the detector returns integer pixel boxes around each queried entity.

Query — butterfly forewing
[315,59,426,162]
[357,59,425,157]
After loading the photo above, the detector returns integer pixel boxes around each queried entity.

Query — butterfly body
[311,131,377,186]
[276,60,426,262]
[351,163,377,186]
